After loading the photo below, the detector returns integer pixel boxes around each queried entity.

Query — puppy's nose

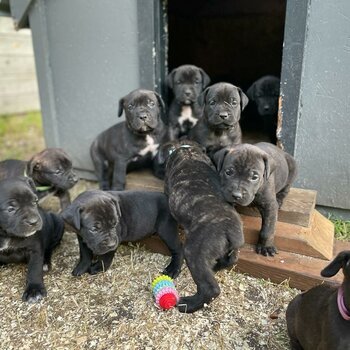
[232,191,243,200]
[184,90,191,97]
[25,216,40,227]
[139,113,148,121]
[263,105,270,112]
[219,112,229,120]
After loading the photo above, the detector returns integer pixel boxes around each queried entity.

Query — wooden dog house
[3,0,350,288]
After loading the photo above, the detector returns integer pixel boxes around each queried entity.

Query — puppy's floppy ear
[198,86,210,106]
[238,87,249,111]
[262,152,276,182]
[118,97,125,117]
[199,68,211,89]
[166,68,177,89]
[108,195,122,218]
[154,92,166,112]
[321,250,350,278]
[246,82,256,101]
[24,177,37,193]
[212,148,229,173]
[27,155,41,175]
[61,203,82,231]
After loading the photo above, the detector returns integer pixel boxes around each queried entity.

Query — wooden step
[235,240,349,290]
[126,170,163,192]
[140,237,348,291]
[140,209,334,261]
[237,187,317,227]
[242,209,334,260]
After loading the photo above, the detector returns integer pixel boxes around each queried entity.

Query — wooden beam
[241,210,334,260]
[235,240,349,291]
[237,187,317,227]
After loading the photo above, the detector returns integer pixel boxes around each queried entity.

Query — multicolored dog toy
[151,275,179,310]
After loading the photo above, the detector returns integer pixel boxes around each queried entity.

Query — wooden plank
[235,241,348,291]
[0,35,34,56]
[0,92,40,114]
[140,210,334,261]
[126,170,163,192]
[0,78,38,95]
[237,187,317,227]
[0,56,37,77]
[242,210,334,260]
[140,237,349,291]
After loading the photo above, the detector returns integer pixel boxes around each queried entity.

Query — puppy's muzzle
[22,214,43,235]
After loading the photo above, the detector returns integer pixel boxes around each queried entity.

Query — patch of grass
[331,217,350,241]
[0,111,45,160]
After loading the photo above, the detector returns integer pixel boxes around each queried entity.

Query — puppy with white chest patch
[167,65,211,139]
[61,190,183,278]
[0,177,64,302]
[188,82,248,158]
[214,142,297,256]
[90,89,168,190]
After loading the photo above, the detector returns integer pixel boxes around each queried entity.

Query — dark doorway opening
[167,0,287,143]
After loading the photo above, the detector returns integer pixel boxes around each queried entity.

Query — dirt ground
[0,180,299,350]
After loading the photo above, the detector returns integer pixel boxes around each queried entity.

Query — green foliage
[331,217,350,241]
[0,111,44,160]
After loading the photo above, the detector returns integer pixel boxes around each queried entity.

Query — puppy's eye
[147,100,155,108]
[55,169,63,175]
[225,168,234,176]
[194,80,200,85]
[7,206,16,213]
[251,174,260,182]
[209,100,216,106]
[176,80,181,85]
[230,99,238,106]
[127,104,134,111]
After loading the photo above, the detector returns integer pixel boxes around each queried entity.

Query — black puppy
[90,89,167,190]
[166,65,210,139]
[244,75,280,143]
[0,148,78,210]
[0,177,64,302]
[188,82,248,157]
[214,142,297,256]
[286,250,350,349]
[61,190,183,278]
[160,140,244,313]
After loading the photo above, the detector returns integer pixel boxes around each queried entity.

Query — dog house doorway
[167,0,287,143]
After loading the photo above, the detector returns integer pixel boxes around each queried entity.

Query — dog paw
[256,244,277,257]
[177,296,206,313]
[72,263,90,276]
[22,284,47,303]
[89,261,104,275]
[163,264,181,279]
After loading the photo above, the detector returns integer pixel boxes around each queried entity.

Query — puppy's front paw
[163,263,181,279]
[177,296,205,313]
[22,284,47,303]
[89,261,105,275]
[72,263,90,276]
[256,244,277,257]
